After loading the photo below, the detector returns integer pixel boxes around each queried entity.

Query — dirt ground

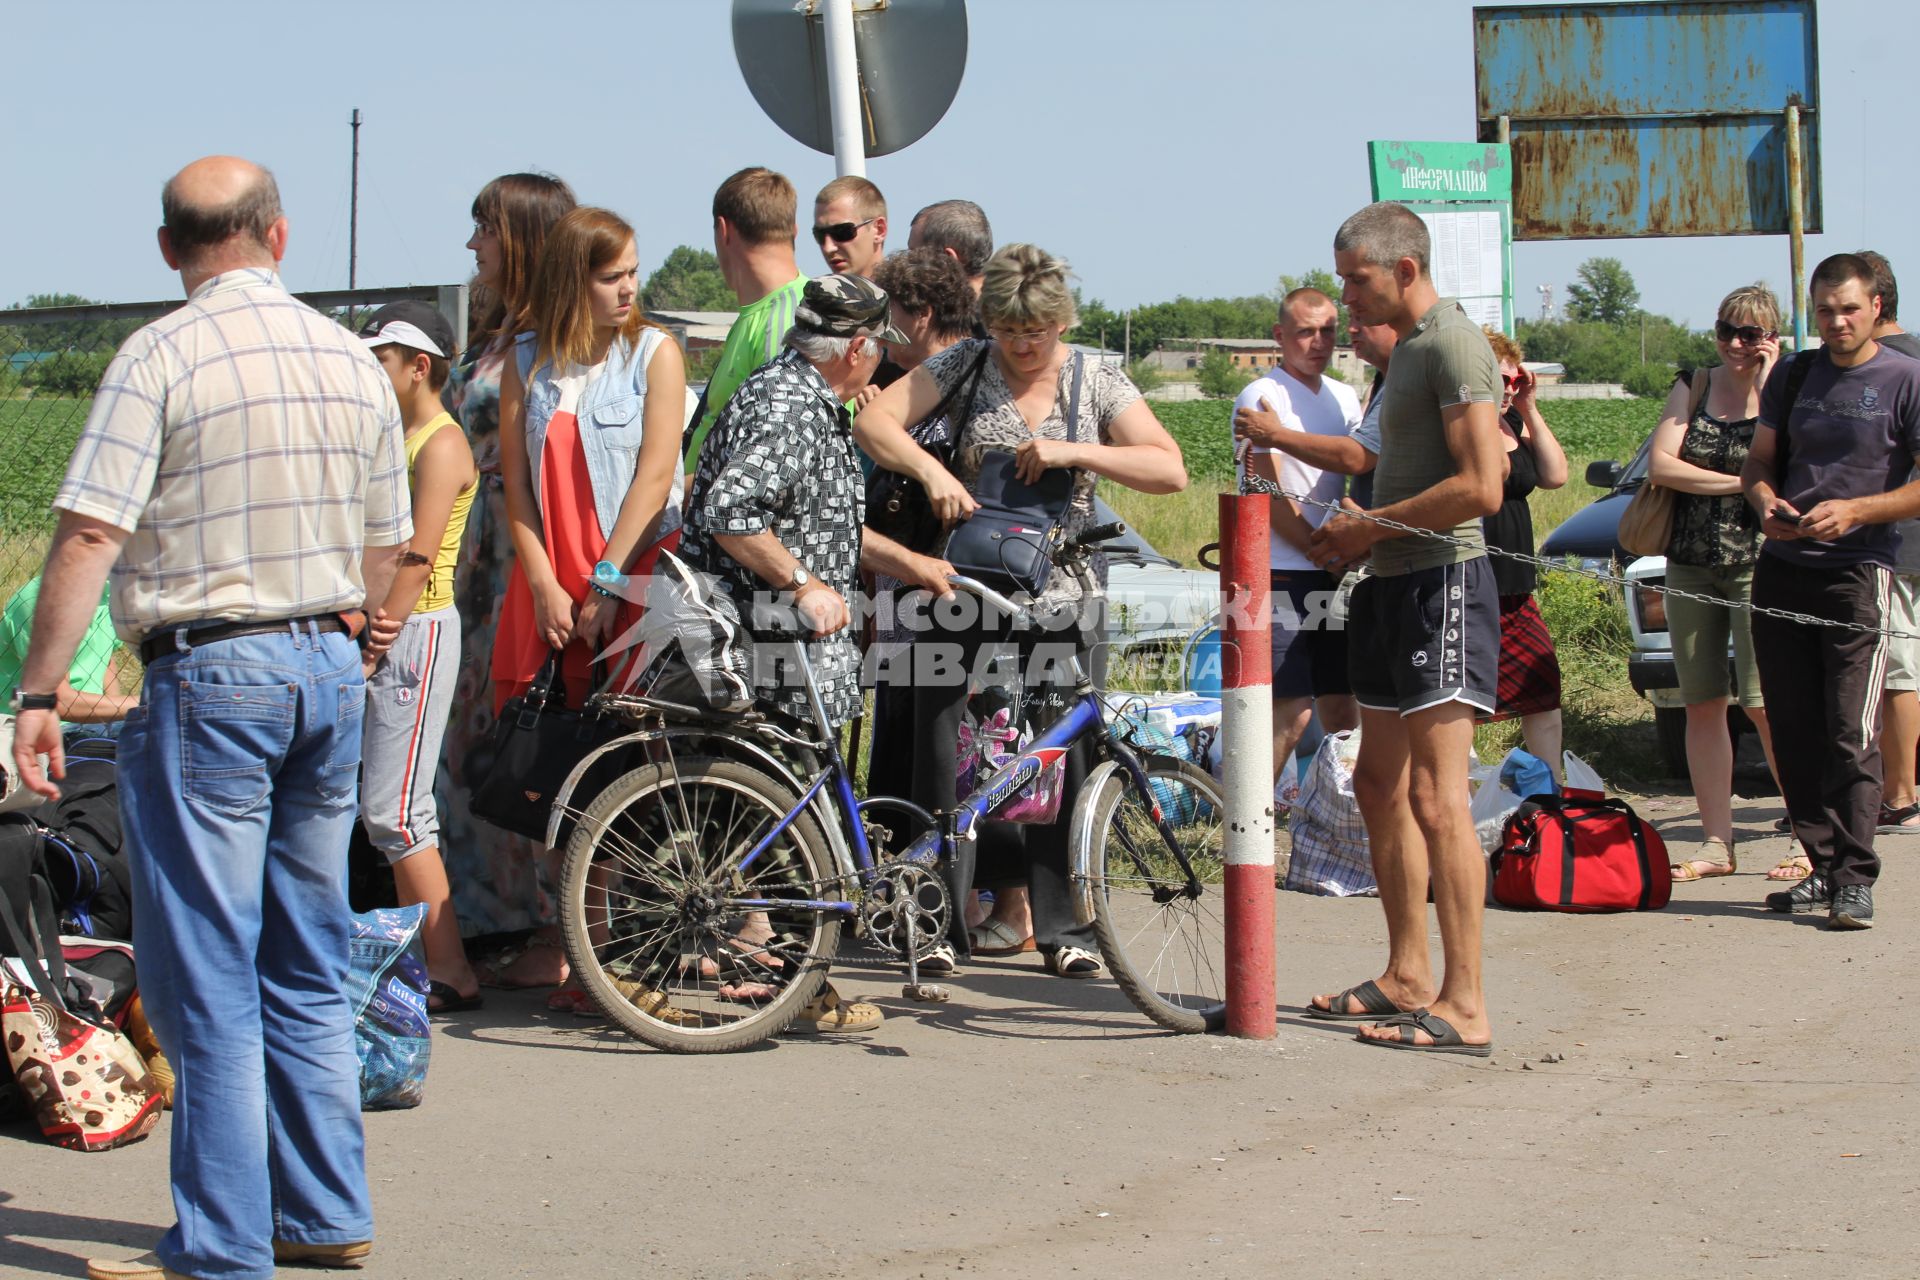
[4,788,1916,1280]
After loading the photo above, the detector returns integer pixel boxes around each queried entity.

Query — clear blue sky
[6,0,1909,330]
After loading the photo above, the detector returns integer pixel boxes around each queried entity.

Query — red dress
[492,405,676,712]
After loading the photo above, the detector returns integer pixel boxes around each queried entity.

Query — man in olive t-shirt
[1299,201,1506,1058]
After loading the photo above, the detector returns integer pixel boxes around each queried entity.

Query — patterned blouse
[1668,375,1762,568]
[919,339,1143,612]
[680,349,866,725]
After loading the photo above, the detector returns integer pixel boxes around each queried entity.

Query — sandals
[1354,1010,1493,1057]
[918,943,957,976]
[427,981,484,1014]
[477,937,568,990]
[1879,802,1920,833]
[1669,837,1736,882]
[969,918,1036,956]
[1767,853,1813,882]
[786,983,884,1034]
[1305,978,1409,1022]
[1043,946,1102,979]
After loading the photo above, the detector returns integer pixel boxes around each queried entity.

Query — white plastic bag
[1563,751,1607,796]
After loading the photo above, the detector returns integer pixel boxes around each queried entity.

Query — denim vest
[517,328,684,543]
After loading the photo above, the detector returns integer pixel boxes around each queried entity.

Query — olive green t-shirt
[1369,298,1501,576]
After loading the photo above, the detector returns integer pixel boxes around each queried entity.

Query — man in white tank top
[1231,288,1363,780]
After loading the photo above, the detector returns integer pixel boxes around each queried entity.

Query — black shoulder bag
[941,351,1086,599]
[466,650,620,841]
[865,342,992,552]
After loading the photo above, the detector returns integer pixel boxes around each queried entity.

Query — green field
[1,396,91,596]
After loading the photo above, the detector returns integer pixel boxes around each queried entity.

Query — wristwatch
[591,559,622,601]
[787,566,812,591]
[9,690,56,713]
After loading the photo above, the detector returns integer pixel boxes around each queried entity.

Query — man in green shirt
[0,574,136,722]
[683,166,808,474]
[1302,201,1505,1058]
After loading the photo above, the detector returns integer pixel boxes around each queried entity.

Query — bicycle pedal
[902,983,950,1003]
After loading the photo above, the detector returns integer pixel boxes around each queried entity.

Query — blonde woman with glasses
[1648,284,1785,881]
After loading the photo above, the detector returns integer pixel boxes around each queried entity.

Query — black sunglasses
[811,217,877,245]
[1715,320,1775,345]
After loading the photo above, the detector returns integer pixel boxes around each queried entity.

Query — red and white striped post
[1218,494,1275,1039]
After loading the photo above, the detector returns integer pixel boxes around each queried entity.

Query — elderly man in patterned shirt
[12,156,411,1280]
[679,273,950,1033]
[681,273,944,726]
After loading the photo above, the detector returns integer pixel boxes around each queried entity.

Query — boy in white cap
[357,301,482,1010]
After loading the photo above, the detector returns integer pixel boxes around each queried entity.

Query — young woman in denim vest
[494,207,687,713]
[490,209,687,1013]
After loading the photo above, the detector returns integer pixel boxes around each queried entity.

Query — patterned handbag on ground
[0,878,161,1151]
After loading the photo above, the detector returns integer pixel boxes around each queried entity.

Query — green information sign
[1368,140,1514,334]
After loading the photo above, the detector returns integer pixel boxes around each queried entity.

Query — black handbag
[466,651,618,841]
[941,352,1085,598]
[864,344,991,551]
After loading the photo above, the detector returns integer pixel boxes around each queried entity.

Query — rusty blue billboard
[1473,1,1820,240]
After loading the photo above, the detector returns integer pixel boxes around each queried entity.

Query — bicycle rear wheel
[1072,754,1227,1033]
[559,757,842,1053]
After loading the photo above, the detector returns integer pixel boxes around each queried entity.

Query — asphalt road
[4,791,1915,1279]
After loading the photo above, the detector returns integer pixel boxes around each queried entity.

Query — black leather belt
[139,614,352,665]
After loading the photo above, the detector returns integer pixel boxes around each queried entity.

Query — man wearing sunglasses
[1745,253,1920,929]
[813,175,888,278]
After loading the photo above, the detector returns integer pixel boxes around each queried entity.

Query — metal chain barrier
[1265,483,1919,642]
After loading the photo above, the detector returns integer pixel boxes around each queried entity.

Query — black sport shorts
[1347,558,1499,716]
[1270,568,1349,698]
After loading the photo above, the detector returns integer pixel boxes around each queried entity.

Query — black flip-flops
[1353,1009,1492,1057]
[1304,978,1407,1022]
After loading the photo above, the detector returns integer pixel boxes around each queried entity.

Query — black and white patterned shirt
[681,349,865,724]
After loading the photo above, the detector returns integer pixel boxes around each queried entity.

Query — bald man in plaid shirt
[13,156,410,1280]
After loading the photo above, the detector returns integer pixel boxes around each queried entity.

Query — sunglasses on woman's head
[811,217,877,245]
[1715,320,1775,345]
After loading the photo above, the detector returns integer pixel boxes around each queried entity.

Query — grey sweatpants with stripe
[359,604,461,862]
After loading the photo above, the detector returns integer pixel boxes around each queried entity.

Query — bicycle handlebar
[944,575,1032,628]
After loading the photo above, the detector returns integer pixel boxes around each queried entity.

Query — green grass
[1,396,91,597]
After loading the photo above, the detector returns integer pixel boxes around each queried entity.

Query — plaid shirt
[680,350,865,724]
[55,269,412,642]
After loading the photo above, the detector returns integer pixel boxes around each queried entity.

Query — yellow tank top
[404,413,475,614]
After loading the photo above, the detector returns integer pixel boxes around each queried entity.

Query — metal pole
[1219,493,1275,1040]
[821,0,865,178]
[1786,101,1807,349]
[1497,113,1510,145]
[349,108,362,291]
[1124,311,1131,366]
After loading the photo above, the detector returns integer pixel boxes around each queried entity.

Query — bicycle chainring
[861,860,952,960]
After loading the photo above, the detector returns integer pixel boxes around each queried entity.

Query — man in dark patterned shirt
[681,274,918,725]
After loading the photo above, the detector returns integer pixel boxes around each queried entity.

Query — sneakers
[787,983,883,1034]
[1765,872,1834,914]
[1877,802,1920,833]
[1829,883,1875,929]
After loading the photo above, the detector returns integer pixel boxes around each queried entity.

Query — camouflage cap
[794,272,911,345]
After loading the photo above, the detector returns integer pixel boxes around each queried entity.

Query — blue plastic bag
[1498,748,1559,801]
[346,906,431,1110]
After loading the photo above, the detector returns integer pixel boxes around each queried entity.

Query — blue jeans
[120,623,372,1280]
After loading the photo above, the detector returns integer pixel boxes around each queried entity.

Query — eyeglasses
[1501,372,1524,391]
[811,217,877,245]
[1715,320,1775,345]
[989,327,1057,350]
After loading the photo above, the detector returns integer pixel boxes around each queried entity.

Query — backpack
[1491,794,1671,913]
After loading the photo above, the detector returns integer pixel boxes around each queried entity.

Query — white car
[1095,498,1221,657]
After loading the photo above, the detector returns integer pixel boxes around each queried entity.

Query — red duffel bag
[1491,794,1671,913]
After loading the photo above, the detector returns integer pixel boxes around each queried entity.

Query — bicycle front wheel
[559,757,842,1053]
[1072,754,1227,1033]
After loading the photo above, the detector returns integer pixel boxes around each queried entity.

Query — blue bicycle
[548,525,1227,1052]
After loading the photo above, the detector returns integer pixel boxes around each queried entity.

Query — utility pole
[349,109,362,292]
[1124,310,1131,366]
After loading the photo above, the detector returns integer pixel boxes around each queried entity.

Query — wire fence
[0,285,467,719]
